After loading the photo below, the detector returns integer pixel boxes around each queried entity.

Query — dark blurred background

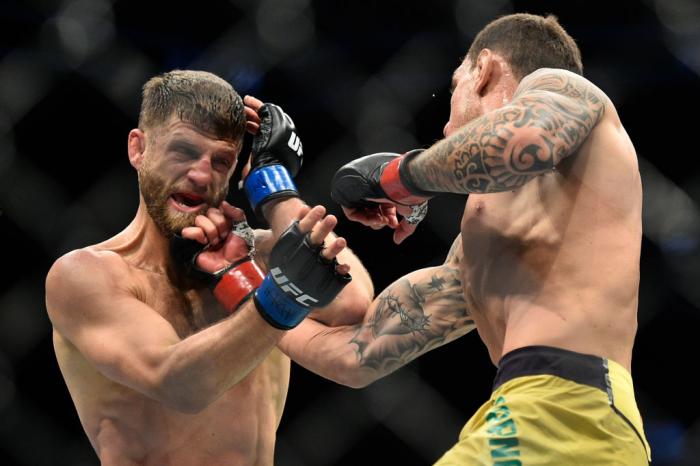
[1,0,699,464]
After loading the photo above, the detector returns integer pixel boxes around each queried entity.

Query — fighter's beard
[138,167,227,238]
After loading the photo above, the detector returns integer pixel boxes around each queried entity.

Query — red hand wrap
[213,260,265,313]
[379,156,432,206]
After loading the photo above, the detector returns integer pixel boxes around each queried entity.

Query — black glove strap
[398,149,436,198]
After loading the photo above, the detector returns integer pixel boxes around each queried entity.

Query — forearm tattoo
[411,71,606,193]
[350,242,473,375]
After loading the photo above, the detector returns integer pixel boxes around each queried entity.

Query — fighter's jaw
[169,193,206,213]
[157,206,199,238]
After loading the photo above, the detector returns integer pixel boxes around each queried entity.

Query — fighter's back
[459,97,642,370]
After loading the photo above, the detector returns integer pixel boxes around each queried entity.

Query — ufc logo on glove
[270,267,318,306]
[287,133,303,157]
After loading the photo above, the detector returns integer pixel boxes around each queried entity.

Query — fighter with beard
[45,70,372,466]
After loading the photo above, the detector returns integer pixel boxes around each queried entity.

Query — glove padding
[244,103,304,216]
[254,221,352,329]
[330,149,433,208]
[331,153,396,208]
[250,103,303,176]
[170,225,264,313]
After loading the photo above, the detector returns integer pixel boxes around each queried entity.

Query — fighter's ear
[128,129,146,169]
[474,49,496,96]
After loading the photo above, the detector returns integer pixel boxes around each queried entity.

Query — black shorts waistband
[493,346,609,393]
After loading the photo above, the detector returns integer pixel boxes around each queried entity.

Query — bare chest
[133,269,227,337]
[459,180,565,304]
[460,187,553,262]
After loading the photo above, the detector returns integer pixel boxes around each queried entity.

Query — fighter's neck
[109,199,175,275]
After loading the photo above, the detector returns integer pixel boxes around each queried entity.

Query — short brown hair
[138,70,246,142]
[466,14,583,80]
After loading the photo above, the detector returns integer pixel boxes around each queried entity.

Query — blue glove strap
[253,272,311,330]
[244,165,298,211]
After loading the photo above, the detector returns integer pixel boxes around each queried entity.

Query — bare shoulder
[48,247,129,285]
[46,248,131,320]
[517,68,606,101]
[517,68,608,120]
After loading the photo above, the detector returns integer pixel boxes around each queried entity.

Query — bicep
[46,258,179,394]
[436,70,606,193]
[508,70,607,166]
[71,296,179,391]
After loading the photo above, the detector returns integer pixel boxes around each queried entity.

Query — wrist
[262,197,308,234]
[253,272,312,330]
[211,259,265,313]
[379,150,435,205]
[243,164,299,218]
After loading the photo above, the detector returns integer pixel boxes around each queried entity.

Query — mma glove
[170,224,263,313]
[330,149,435,208]
[170,221,352,328]
[253,221,352,329]
[243,103,304,218]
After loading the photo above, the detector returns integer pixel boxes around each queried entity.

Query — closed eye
[213,157,233,171]
[168,141,199,159]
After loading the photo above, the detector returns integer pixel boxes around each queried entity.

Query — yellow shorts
[434,346,651,465]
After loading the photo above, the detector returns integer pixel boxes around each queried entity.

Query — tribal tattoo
[411,70,606,193]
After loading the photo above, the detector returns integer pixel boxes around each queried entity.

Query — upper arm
[488,69,606,189]
[421,69,607,194]
[511,68,607,158]
[46,251,179,396]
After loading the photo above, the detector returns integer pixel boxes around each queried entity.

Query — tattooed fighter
[280,14,650,465]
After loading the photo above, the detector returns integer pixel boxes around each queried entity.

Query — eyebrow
[167,137,237,162]
[167,139,200,154]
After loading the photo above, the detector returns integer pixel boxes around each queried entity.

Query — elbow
[341,377,374,390]
[340,372,381,389]
[330,361,379,389]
